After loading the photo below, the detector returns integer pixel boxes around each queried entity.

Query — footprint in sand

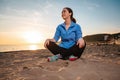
[41,75,65,80]
[38,61,69,72]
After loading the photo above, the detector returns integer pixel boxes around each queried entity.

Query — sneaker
[69,55,78,61]
[47,55,59,62]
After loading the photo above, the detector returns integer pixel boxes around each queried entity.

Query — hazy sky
[0,0,120,45]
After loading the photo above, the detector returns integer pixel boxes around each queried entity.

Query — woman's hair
[64,7,76,23]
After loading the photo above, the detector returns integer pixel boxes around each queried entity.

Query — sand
[0,44,120,80]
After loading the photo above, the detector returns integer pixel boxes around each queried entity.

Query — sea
[0,44,45,52]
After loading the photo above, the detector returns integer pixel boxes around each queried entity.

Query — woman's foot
[47,54,62,62]
[69,55,78,61]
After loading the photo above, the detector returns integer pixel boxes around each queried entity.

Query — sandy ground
[0,44,120,80]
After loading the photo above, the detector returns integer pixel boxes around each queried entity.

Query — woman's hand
[44,39,56,48]
[77,38,85,48]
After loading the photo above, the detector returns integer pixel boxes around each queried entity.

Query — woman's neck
[64,18,71,30]
[65,17,71,25]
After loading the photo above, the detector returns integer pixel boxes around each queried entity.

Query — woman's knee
[46,41,56,48]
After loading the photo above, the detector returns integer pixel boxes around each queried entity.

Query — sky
[0,0,120,45]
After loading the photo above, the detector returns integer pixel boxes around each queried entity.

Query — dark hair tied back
[64,7,76,23]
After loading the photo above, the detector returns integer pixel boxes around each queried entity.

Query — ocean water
[0,44,45,52]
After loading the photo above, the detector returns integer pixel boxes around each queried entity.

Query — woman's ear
[69,12,72,16]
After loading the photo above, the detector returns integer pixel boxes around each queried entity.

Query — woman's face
[62,8,71,20]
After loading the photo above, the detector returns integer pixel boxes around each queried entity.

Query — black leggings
[46,41,86,59]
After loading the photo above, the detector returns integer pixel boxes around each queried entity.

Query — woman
[44,7,86,62]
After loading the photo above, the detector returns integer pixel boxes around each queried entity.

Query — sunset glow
[0,0,120,45]
[29,45,38,50]
[23,31,43,44]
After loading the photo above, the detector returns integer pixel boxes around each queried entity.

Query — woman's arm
[44,38,56,48]
[77,38,85,48]
[44,26,61,48]
[76,24,85,48]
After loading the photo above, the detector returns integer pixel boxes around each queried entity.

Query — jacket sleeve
[53,26,61,42]
[76,24,82,41]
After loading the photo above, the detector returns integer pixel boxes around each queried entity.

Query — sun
[23,31,43,44]
[29,45,38,50]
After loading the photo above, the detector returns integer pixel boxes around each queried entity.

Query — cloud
[0,0,61,40]
[0,6,48,31]
[44,1,53,9]
[43,1,54,14]
[83,0,100,10]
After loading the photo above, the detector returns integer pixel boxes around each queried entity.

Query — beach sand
[0,44,120,80]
